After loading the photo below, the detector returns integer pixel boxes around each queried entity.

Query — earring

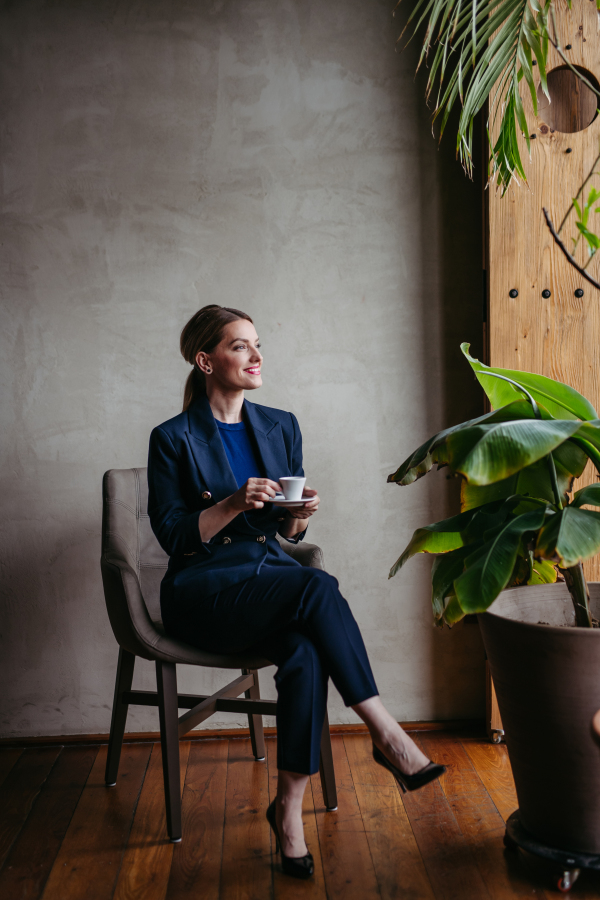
[206,368,212,374]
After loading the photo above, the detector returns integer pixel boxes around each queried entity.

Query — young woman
[148,305,445,879]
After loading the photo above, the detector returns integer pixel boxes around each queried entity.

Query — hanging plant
[398,0,600,193]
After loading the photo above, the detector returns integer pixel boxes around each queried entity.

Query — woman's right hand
[228,478,282,513]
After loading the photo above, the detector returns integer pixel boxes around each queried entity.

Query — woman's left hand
[287,487,319,519]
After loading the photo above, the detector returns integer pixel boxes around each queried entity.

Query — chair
[100,467,337,841]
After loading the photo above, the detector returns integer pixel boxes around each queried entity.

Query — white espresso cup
[279,476,306,501]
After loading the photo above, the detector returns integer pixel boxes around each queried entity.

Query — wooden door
[487,0,600,581]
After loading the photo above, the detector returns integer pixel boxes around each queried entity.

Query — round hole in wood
[536,65,600,133]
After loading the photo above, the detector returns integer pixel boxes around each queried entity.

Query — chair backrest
[102,467,167,626]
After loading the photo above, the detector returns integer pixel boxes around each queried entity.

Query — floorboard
[219,737,272,900]
[461,738,519,823]
[165,739,228,900]
[1,731,597,898]
[400,738,491,900]
[40,743,152,900]
[0,745,98,900]
[0,748,23,790]
[310,735,380,899]
[344,734,435,900]
[0,747,62,871]
[419,732,548,900]
[113,741,190,900]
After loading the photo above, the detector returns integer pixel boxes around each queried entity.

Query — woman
[148,305,445,879]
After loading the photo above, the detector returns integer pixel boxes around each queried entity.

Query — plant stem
[557,160,600,236]
[559,562,593,628]
[546,452,563,510]
[477,371,542,417]
[543,208,600,292]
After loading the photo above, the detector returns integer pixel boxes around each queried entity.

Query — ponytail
[180,304,253,411]
[182,367,206,412]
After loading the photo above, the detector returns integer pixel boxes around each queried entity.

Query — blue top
[216,420,263,488]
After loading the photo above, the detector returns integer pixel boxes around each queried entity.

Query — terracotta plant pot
[478,582,600,854]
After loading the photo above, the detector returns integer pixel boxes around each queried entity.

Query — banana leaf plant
[389,343,600,627]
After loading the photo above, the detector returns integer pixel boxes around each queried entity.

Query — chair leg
[105,648,136,786]
[319,709,338,810]
[156,660,182,842]
[243,668,266,760]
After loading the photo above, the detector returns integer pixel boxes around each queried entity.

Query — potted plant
[390,343,600,855]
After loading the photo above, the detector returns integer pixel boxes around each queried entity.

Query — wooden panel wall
[488,0,600,580]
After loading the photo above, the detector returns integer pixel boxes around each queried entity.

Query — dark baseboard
[0,719,485,748]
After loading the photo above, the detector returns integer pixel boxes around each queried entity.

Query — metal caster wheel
[557,869,580,892]
[491,729,504,744]
[505,811,599,888]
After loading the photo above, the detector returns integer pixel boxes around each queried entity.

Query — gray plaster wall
[0,0,485,738]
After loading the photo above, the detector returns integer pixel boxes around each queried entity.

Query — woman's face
[197,319,263,392]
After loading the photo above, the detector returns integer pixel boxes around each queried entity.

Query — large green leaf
[461,344,597,421]
[461,439,589,510]
[571,483,600,509]
[388,399,543,486]
[388,509,477,579]
[536,506,600,567]
[569,437,600,478]
[575,421,600,451]
[443,591,469,626]
[433,541,556,624]
[431,546,477,621]
[447,419,581,486]
[528,558,558,585]
[553,437,592,481]
[454,507,547,613]
[461,460,558,510]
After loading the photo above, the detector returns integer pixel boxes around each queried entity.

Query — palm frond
[398,0,551,192]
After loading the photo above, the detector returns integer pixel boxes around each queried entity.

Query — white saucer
[271,493,307,508]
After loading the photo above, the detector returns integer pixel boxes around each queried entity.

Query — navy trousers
[162,565,379,774]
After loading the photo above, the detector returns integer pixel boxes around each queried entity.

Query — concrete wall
[0,0,485,738]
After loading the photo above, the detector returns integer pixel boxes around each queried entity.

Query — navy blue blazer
[147,393,305,607]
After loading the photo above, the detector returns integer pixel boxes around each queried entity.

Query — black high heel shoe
[372,743,446,793]
[266,798,314,880]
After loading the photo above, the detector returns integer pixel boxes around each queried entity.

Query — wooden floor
[1,731,599,899]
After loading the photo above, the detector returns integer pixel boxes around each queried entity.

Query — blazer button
[277,517,285,522]
[257,535,266,543]
[202,491,212,500]
[222,536,232,545]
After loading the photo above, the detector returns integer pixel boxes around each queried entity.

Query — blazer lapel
[185,394,239,503]
[243,400,291,481]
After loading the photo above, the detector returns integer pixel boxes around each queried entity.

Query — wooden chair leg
[105,648,136,786]
[243,668,266,760]
[156,660,182,842]
[319,709,337,810]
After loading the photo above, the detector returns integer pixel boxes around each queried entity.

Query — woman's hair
[180,304,253,411]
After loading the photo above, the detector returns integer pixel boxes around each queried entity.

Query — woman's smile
[245,366,261,375]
